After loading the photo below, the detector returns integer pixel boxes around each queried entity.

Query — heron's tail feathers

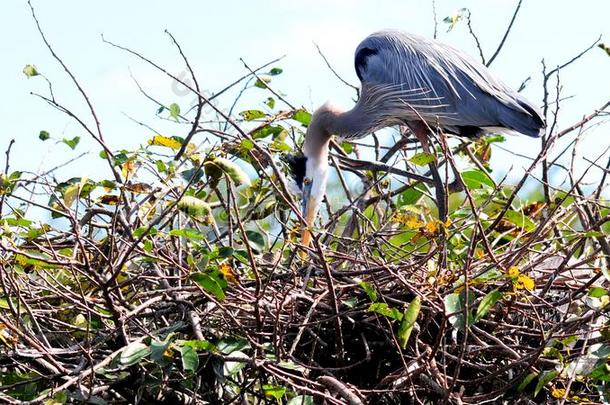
[501,99,546,138]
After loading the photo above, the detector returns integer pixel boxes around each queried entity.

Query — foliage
[1,4,610,404]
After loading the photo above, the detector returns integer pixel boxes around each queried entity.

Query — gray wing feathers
[355,30,544,137]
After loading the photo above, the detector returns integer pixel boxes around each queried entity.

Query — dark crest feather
[283,154,307,190]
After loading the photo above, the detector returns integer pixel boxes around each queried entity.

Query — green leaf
[179,344,199,373]
[169,228,205,240]
[397,186,424,206]
[150,339,172,362]
[265,97,275,109]
[246,230,265,252]
[254,74,272,88]
[268,67,283,76]
[475,289,503,322]
[205,157,251,186]
[443,8,468,32]
[177,196,214,225]
[62,136,80,150]
[484,134,506,144]
[217,338,249,354]
[444,292,472,331]
[293,109,312,126]
[252,125,283,140]
[112,152,129,166]
[358,279,378,302]
[38,130,50,141]
[218,246,234,258]
[409,152,436,166]
[461,169,495,190]
[180,339,216,352]
[287,396,314,405]
[589,287,607,298]
[169,103,181,121]
[398,296,421,348]
[23,64,39,77]
[239,109,266,121]
[155,160,167,173]
[263,384,286,400]
[599,43,610,57]
[120,342,150,366]
[341,142,353,154]
[368,302,403,321]
[191,270,228,300]
[534,370,558,397]
[502,210,536,232]
[99,150,108,159]
[517,372,537,392]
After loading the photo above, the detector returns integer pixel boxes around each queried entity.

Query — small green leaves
[265,97,275,109]
[292,109,312,127]
[38,130,50,141]
[409,152,436,166]
[120,342,150,366]
[23,64,39,78]
[368,302,403,321]
[443,8,468,32]
[177,196,214,225]
[397,186,424,206]
[62,136,80,150]
[461,169,495,190]
[534,370,559,397]
[191,270,228,300]
[239,109,266,121]
[169,103,180,121]
[252,125,283,140]
[444,292,473,331]
[263,384,286,401]
[245,230,265,252]
[169,228,205,241]
[204,157,251,186]
[357,279,378,302]
[398,296,421,348]
[268,67,283,76]
[178,344,199,373]
[502,210,536,232]
[475,289,503,322]
[254,75,272,88]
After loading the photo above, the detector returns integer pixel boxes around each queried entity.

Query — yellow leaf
[148,135,182,149]
[219,263,238,284]
[393,212,424,229]
[551,388,565,399]
[122,160,136,180]
[73,314,87,328]
[425,220,439,234]
[99,194,120,205]
[507,266,520,278]
[515,274,535,291]
[63,184,80,207]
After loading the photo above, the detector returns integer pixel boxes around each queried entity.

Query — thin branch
[486,0,523,66]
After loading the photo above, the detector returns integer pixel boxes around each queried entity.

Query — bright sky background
[2,0,610,193]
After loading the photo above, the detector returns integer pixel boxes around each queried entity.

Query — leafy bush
[1,4,610,404]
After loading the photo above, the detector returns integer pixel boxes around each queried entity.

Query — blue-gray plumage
[353,30,544,138]
[293,30,545,250]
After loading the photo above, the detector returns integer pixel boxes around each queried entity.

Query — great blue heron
[288,30,545,250]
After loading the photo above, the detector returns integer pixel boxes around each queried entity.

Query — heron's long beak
[300,181,317,255]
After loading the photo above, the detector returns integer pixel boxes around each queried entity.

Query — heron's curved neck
[304,103,373,160]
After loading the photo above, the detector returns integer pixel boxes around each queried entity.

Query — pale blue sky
[1,1,609,188]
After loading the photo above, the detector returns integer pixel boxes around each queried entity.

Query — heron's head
[286,103,336,249]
